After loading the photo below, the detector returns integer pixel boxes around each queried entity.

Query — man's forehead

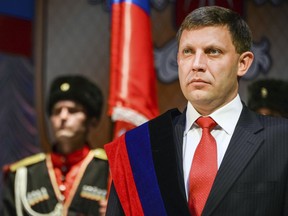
[182,25,229,36]
[52,100,85,109]
[179,26,232,45]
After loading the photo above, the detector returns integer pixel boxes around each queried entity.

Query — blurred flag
[108,0,159,138]
[0,0,38,213]
[0,0,34,57]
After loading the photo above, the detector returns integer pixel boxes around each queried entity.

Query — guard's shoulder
[8,153,46,172]
[91,148,107,160]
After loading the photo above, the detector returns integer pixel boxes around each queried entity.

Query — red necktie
[188,117,217,216]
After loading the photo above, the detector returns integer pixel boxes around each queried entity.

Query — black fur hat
[247,79,288,117]
[47,75,103,119]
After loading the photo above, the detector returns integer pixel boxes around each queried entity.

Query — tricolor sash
[105,122,167,216]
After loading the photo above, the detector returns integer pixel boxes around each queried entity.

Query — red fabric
[50,145,90,200]
[0,15,32,57]
[113,120,137,138]
[108,1,159,136]
[188,117,217,216]
[105,135,144,216]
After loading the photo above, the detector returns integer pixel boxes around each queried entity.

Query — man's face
[50,100,88,145]
[177,26,252,115]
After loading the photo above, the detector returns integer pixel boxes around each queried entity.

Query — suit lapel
[149,109,191,215]
[203,106,264,216]
[174,109,187,197]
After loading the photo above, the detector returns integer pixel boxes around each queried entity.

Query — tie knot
[196,116,217,130]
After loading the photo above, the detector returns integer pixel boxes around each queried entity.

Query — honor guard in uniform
[247,79,288,118]
[3,75,109,216]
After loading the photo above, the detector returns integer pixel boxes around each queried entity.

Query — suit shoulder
[8,153,46,172]
[150,108,181,123]
[258,113,288,124]
[91,148,107,161]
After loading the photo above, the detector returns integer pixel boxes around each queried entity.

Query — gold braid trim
[92,148,107,160]
[10,153,46,172]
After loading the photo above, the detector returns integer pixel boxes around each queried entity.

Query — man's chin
[55,131,74,139]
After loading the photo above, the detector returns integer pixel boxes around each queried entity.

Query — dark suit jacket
[106,106,288,216]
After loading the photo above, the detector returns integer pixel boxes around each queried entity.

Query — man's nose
[59,108,69,119]
[192,51,207,72]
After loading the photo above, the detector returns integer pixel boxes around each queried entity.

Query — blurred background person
[2,75,109,216]
[247,79,288,118]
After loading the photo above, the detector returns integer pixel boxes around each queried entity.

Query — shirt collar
[51,144,90,169]
[185,95,243,135]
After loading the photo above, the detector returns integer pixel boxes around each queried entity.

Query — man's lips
[56,129,73,137]
[192,78,207,82]
[188,78,209,85]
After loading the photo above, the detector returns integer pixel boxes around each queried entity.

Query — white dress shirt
[183,95,243,198]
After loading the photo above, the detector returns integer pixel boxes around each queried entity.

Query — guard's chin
[55,130,73,139]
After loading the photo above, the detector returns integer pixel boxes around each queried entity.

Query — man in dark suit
[3,75,109,215]
[105,6,288,216]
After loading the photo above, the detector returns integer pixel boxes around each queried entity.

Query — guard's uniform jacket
[3,148,109,216]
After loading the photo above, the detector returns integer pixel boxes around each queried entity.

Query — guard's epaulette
[9,153,46,172]
[92,148,107,160]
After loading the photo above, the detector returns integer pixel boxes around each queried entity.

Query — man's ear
[237,51,254,77]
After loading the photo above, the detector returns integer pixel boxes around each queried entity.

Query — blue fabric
[111,0,150,15]
[0,0,34,20]
[125,122,167,216]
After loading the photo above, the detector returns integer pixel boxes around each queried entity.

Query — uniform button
[59,184,66,192]
[59,194,65,202]
[61,166,67,172]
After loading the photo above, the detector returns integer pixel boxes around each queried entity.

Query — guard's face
[50,100,88,145]
[177,26,253,115]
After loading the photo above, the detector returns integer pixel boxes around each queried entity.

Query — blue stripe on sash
[112,0,150,15]
[125,122,167,216]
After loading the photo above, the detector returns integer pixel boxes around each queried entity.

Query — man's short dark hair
[176,6,252,54]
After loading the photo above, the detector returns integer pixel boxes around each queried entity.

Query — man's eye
[68,108,79,114]
[207,49,221,55]
[52,109,61,115]
[183,49,192,55]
